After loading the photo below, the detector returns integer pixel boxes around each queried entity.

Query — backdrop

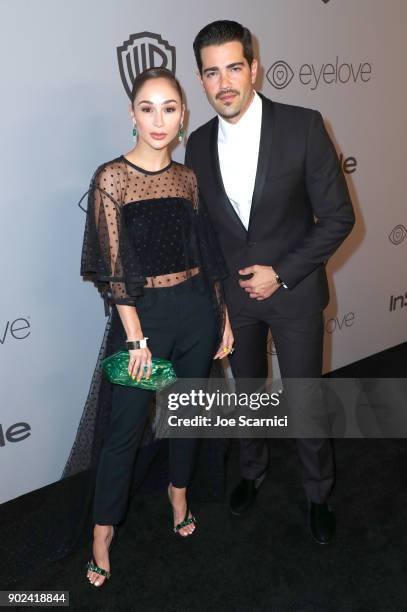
[1,0,406,503]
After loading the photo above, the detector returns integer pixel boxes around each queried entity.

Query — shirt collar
[218,90,262,140]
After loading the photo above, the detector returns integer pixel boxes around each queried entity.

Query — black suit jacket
[185,93,355,319]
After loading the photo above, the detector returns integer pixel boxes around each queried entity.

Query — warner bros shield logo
[117,32,177,100]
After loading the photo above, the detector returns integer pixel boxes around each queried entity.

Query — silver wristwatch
[126,337,149,350]
[275,273,288,289]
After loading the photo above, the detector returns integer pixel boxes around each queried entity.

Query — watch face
[126,340,140,348]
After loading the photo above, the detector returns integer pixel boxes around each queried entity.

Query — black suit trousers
[229,296,335,503]
[92,277,218,525]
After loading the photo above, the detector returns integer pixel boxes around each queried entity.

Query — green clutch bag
[101,350,177,391]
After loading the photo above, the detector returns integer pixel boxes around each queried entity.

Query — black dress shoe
[230,472,267,516]
[309,501,336,544]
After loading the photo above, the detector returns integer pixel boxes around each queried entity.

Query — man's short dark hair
[193,20,254,74]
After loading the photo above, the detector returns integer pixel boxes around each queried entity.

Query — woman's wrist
[126,337,149,350]
[126,329,144,342]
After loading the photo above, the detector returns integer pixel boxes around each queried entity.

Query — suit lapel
[209,118,247,236]
[208,94,275,237]
[247,94,275,233]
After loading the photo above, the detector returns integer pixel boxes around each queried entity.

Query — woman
[81,67,234,587]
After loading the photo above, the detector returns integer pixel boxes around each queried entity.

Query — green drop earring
[178,124,185,142]
[132,122,137,142]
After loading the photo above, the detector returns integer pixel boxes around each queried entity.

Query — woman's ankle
[169,484,187,505]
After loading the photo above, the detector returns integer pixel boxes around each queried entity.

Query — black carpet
[2,342,406,612]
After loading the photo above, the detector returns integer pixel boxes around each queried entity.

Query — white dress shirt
[217,90,262,231]
[217,91,288,289]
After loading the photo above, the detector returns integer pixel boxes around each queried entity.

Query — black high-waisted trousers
[92,276,218,525]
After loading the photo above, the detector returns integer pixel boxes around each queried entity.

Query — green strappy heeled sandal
[173,508,197,536]
[86,559,111,582]
[86,525,117,586]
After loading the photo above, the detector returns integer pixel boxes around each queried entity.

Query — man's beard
[217,100,243,120]
[214,89,241,119]
[218,107,242,120]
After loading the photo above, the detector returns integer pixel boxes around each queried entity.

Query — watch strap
[126,337,149,350]
[274,273,288,290]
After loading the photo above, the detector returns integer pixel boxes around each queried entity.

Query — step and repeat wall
[1,0,406,503]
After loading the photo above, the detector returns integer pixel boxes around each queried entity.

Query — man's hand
[238,265,281,300]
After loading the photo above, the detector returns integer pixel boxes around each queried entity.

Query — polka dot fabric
[80,156,228,343]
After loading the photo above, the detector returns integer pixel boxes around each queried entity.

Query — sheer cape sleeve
[0,162,231,586]
[80,160,146,308]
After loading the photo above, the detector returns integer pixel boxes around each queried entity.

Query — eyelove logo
[339,154,357,174]
[0,422,31,447]
[117,32,176,100]
[267,57,372,91]
[325,312,355,334]
[0,317,31,345]
[388,224,407,245]
[267,61,294,90]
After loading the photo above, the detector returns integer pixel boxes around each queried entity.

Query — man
[185,20,355,544]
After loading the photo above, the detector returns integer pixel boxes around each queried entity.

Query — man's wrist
[274,270,288,290]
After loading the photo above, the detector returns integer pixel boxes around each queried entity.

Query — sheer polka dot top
[80,156,228,306]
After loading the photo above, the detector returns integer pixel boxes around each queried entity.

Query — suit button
[247,241,257,247]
